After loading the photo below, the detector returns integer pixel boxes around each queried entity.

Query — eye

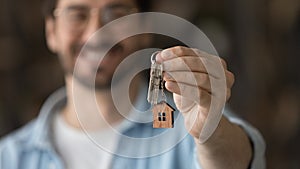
[102,6,134,24]
[66,9,89,23]
[111,9,129,18]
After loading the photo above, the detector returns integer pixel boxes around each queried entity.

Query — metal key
[147,52,163,105]
[148,51,175,129]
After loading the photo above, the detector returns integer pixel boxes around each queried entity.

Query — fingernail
[155,52,163,63]
[163,72,172,80]
[161,50,175,59]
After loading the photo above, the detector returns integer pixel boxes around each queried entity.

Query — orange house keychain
[147,51,175,128]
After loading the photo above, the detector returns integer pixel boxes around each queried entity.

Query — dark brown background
[1,0,299,168]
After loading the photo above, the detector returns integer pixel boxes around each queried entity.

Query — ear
[45,17,57,53]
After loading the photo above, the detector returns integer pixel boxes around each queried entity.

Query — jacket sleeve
[224,110,266,169]
[191,109,266,169]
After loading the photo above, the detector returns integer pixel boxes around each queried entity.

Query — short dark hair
[42,0,151,18]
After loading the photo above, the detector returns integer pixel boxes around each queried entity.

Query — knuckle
[198,74,207,86]
[192,48,200,54]
[227,71,235,86]
[204,74,210,82]
[226,89,231,100]
[220,58,227,68]
[173,46,185,55]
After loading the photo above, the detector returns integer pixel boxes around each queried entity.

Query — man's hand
[156,46,234,139]
[156,46,252,169]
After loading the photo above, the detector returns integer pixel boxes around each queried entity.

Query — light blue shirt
[0,88,265,169]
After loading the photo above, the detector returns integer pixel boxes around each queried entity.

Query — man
[0,0,265,168]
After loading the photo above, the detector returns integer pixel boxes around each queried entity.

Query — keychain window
[158,112,166,121]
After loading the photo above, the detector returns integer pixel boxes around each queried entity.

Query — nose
[81,16,117,54]
[81,11,104,43]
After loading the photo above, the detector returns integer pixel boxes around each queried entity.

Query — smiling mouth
[77,42,125,75]
[81,42,124,61]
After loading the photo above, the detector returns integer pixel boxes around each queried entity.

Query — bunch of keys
[147,51,175,128]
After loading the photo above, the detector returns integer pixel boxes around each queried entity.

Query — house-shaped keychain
[152,101,175,128]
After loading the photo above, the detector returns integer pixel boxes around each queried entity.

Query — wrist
[194,116,231,150]
[194,116,253,169]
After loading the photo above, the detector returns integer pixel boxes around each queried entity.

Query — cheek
[56,31,83,73]
[58,27,84,53]
[55,25,82,51]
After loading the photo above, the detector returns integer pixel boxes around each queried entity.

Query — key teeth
[147,51,164,105]
[147,88,159,105]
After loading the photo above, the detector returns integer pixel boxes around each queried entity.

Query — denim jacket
[0,88,266,169]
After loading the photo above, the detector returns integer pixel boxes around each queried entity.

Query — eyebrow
[64,3,135,11]
[106,3,135,9]
[65,4,90,11]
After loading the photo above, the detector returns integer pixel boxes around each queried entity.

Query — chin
[72,62,129,90]
[73,74,125,91]
[71,72,107,89]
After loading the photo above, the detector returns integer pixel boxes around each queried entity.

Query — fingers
[158,46,235,103]
[164,70,234,100]
[163,56,208,74]
[220,57,228,70]
[163,71,212,93]
[225,70,235,89]
[157,46,233,142]
[165,81,212,106]
[157,47,227,79]
[156,46,199,62]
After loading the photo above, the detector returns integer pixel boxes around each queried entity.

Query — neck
[62,75,141,131]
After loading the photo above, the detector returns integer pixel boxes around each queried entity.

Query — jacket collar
[28,87,67,150]
[27,85,152,151]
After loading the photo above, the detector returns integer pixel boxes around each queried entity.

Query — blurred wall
[0,0,299,168]
[0,0,64,135]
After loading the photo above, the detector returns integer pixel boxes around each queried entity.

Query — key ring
[151,51,160,64]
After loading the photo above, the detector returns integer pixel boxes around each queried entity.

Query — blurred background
[0,0,299,168]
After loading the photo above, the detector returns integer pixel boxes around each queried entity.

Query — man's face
[46,0,146,89]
